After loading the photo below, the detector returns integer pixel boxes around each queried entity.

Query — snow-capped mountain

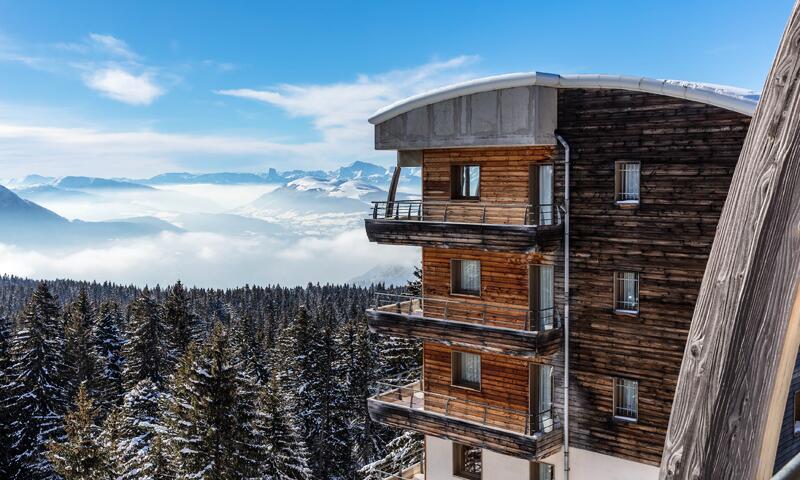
[348,264,416,287]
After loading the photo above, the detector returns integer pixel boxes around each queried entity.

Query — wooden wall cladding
[554,88,752,466]
[422,146,555,204]
[422,247,543,308]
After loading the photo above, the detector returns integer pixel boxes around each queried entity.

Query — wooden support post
[660,3,800,479]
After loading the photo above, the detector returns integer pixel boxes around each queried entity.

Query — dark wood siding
[555,88,752,466]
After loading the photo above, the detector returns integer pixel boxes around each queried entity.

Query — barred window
[530,462,555,480]
[452,351,481,390]
[614,271,639,313]
[615,161,640,203]
[452,165,480,200]
[614,377,639,421]
[453,443,482,479]
[452,259,481,296]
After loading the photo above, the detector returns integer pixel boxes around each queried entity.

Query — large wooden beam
[660,3,800,479]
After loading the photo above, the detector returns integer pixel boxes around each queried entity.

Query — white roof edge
[368,71,758,124]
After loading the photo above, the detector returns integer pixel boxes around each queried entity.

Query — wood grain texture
[555,88,750,466]
[660,3,800,478]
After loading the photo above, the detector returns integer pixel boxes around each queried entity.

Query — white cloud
[216,55,480,152]
[0,229,418,288]
[88,33,139,60]
[0,56,479,177]
[83,68,164,105]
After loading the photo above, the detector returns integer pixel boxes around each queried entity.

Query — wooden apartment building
[362,72,800,480]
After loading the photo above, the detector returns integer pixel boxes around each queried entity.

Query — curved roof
[368,72,759,124]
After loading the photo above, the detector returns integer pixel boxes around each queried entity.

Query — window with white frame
[452,351,481,390]
[615,161,640,203]
[452,259,481,296]
[451,165,480,200]
[613,377,639,421]
[614,271,640,313]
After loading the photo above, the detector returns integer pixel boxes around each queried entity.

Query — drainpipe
[555,133,570,480]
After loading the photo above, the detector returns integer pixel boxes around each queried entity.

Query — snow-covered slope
[349,264,416,287]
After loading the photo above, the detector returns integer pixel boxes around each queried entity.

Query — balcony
[368,380,563,462]
[364,200,563,252]
[367,293,562,357]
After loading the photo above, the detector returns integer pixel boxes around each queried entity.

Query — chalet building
[361,72,800,480]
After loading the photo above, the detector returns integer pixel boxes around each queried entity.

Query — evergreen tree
[255,372,311,480]
[337,313,385,474]
[359,430,423,480]
[122,288,164,389]
[64,289,99,401]
[98,406,125,479]
[47,385,108,480]
[292,306,350,479]
[0,313,14,476]
[116,379,162,479]
[7,282,66,479]
[162,323,260,479]
[163,281,195,370]
[93,301,125,414]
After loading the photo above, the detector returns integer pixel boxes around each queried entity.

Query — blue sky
[0,0,792,178]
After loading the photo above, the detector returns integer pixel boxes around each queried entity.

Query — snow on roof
[368,72,759,124]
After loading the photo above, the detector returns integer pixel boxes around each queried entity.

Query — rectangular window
[452,259,481,296]
[453,443,482,479]
[614,271,640,313]
[451,165,480,200]
[530,164,555,225]
[452,351,481,390]
[794,391,800,435]
[530,462,555,480]
[613,378,639,421]
[615,161,640,203]
[529,265,555,330]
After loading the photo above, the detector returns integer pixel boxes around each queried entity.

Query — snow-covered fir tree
[47,384,108,479]
[63,289,99,401]
[122,287,165,389]
[115,379,163,479]
[162,323,261,479]
[0,313,14,476]
[93,300,125,414]
[255,372,311,480]
[359,430,423,480]
[7,282,66,479]
[162,281,195,370]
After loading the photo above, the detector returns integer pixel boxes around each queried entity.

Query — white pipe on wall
[556,133,571,480]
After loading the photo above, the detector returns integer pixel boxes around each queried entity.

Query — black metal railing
[371,378,560,436]
[369,200,564,227]
[371,292,562,332]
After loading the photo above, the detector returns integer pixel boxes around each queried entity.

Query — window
[794,391,800,435]
[453,443,482,479]
[614,271,639,313]
[613,378,639,421]
[452,259,481,296]
[529,265,555,330]
[530,163,554,225]
[615,161,640,204]
[451,165,480,200]
[530,462,555,480]
[452,351,481,390]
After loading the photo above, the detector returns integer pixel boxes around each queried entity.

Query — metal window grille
[616,161,640,202]
[454,444,482,479]
[614,271,639,312]
[614,378,639,420]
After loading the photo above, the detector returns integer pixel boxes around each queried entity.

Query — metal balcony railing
[372,292,562,332]
[368,200,564,227]
[372,447,424,480]
[371,378,560,437]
